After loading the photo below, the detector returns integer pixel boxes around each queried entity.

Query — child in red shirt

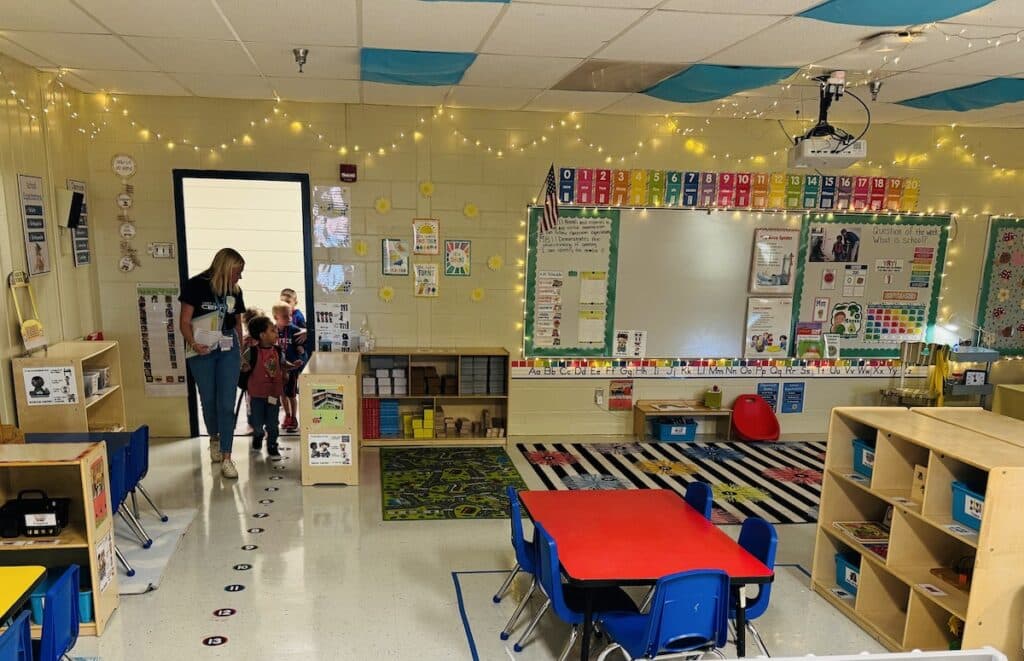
[242,315,301,457]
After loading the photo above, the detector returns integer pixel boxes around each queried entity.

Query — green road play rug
[517,441,825,525]
[380,447,528,521]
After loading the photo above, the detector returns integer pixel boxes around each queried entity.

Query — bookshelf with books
[812,407,1024,658]
[358,348,509,447]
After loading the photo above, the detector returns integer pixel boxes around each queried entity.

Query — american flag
[540,165,559,234]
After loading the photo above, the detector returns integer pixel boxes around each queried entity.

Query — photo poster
[314,302,352,352]
[311,384,344,426]
[792,214,949,356]
[749,228,798,294]
[137,283,187,397]
[90,457,109,527]
[781,382,806,413]
[445,239,471,276]
[976,217,1024,355]
[744,297,793,358]
[757,382,779,412]
[613,329,647,358]
[524,207,620,356]
[23,366,78,406]
[312,185,351,248]
[96,531,114,593]
[413,218,440,255]
[608,379,634,411]
[308,433,352,466]
[18,174,50,275]
[414,263,439,297]
[382,238,410,275]
[66,179,91,267]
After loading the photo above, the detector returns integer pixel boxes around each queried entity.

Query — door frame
[172,169,313,439]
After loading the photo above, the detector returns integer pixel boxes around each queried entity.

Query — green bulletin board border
[976,216,1024,356]
[524,206,620,357]
[790,212,950,358]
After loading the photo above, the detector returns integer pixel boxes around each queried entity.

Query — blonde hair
[204,248,244,296]
[280,288,297,304]
[271,303,292,320]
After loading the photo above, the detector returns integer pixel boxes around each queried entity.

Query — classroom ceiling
[2,0,1024,126]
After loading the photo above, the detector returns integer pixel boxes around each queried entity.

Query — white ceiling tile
[124,37,256,74]
[247,43,359,79]
[0,32,154,70]
[916,42,1024,76]
[660,0,821,13]
[363,0,504,52]
[598,11,781,62]
[0,0,108,33]
[879,72,991,102]
[447,86,540,110]
[483,5,646,58]
[172,73,273,99]
[704,17,875,67]
[84,0,234,39]
[523,90,628,112]
[599,93,692,115]
[946,0,1024,28]
[817,26,1012,73]
[461,54,582,88]
[64,68,191,95]
[215,0,358,47]
[268,77,360,103]
[362,82,450,107]
[0,34,56,68]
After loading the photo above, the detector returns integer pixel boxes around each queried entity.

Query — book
[833,520,890,544]
[863,543,889,559]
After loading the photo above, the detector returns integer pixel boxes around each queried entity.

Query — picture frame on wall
[963,369,987,386]
[444,240,471,276]
[381,238,409,276]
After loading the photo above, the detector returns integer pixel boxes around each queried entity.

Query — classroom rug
[115,508,196,594]
[380,447,528,521]
[516,441,826,525]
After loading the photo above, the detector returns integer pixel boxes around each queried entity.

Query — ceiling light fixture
[859,31,925,53]
[293,48,309,73]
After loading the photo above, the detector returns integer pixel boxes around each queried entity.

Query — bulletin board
[976,216,1024,355]
[525,207,950,358]
[791,214,949,357]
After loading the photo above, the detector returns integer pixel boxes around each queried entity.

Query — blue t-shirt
[291,308,306,329]
[276,324,305,363]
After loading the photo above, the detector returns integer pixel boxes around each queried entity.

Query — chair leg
[500,575,536,640]
[747,621,770,657]
[639,586,655,612]
[596,642,624,661]
[709,648,727,659]
[493,562,521,603]
[512,598,550,652]
[130,490,139,518]
[557,625,580,661]
[115,544,136,577]
[119,509,153,549]
[137,483,169,522]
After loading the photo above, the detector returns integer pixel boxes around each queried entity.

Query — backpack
[238,344,284,392]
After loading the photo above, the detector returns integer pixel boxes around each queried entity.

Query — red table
[520,489,773,660]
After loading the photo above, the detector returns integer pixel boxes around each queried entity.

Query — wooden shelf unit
[13,341,127,434]
[360,348,509,446]
[812,407,1024,659]
[0,442,120,636]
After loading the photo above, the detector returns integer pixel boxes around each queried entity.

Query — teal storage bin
[29,568,94,624]
[835,553,860,595]
[852,438,875,479]
[951,480,984,531]
[655,418,697,442]
[79,589,93,623]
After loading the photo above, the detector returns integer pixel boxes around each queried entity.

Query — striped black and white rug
[515,441,826,525]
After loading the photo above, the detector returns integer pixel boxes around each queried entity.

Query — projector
[788,136,867,170]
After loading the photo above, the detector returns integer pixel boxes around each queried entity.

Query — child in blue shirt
[272,303,306,432]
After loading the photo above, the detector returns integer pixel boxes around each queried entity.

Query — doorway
[173,170,313,438]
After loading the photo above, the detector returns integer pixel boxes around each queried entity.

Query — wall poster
[749,228,798,294]
[308,433,352,466]
[314,302,352,352]
[66,179,91,267]
[744,297,793,358]
[608,379,634,411]
[311,385,344,426]
[444,240,471,276]
[137,283,187,397]
[756,382,779,412]
[413,218,440,255]
[382,238,410,275]
[18,174,50,275]
[977,217,1024,355]
[414,263,439,297]
[312,185,351,248]
[90,457,109,527]
[22,366,78,406]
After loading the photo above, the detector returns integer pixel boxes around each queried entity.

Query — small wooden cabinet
[0,442,119,636]
[298,352,360,486]
[812,407,1024,658]
[13,341,127,434]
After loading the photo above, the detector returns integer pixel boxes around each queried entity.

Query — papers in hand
[193,328,222,347]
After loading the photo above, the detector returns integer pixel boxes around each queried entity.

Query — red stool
[731,394,780,441]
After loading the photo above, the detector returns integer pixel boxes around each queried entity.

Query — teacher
[179,248,246,479]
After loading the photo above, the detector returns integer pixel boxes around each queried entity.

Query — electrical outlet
[594,389,604,406]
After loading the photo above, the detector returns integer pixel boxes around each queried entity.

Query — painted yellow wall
[3,68,1023,437]
[0,57,100,426]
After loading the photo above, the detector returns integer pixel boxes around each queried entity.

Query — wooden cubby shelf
[812,407,1024,660]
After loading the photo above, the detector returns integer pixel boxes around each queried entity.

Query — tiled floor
[68,437,884,660]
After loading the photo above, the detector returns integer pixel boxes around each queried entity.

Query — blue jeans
[250,397,280,449]
[187,336,241,453]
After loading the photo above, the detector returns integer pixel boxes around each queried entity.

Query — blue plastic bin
[835,553,860,595]
[29,569,94,624]
[655,418,697,442]
[852,438,876,479]
[951,481,985,531]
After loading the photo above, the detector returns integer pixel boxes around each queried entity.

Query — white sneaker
[209,437,223,463]
[221,458,238,479]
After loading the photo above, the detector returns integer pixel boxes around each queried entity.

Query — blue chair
[0,610,32,661]
[730,517,778,657]
[495,486,548,641]
[108,447,138,576]
[35,565,80,661]
[127,426,168,522]
[596,569,730,661]
[684,482,713,520]
[110,445,152,549]
[515,523,637,660]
